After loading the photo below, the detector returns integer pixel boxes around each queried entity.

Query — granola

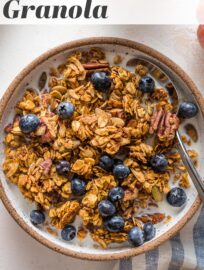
[3,48,198,249]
